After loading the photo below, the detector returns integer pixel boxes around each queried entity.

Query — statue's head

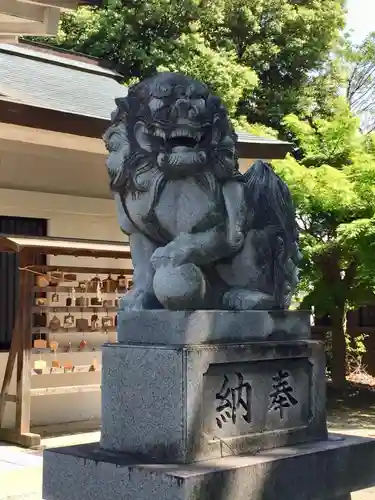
[103,72,239,192]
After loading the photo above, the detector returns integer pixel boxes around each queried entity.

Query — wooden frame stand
[0,234,131,447]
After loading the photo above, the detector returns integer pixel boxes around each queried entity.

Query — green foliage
[325,331,367,375]
[27,0,346,129]
[273,100,375,318]
[200,0,346,126]
[273,102,375,386]
[231,117,278,137]
[157,33,258,116]
[283,99,363,168]
[346,333,367,370]
[34,0,201,74]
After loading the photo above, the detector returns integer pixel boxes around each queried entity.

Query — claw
[223,289,274,311]
[119,289,159,311]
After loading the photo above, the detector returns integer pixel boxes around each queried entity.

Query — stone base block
[117,309,311,344]
[101,340,326,463]
[43,435,375,500]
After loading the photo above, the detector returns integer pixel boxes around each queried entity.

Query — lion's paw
[119,289,159,311]
[223,289,274,311]
[151,242,193,269]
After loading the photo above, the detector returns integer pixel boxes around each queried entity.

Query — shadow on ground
[328,381,375,434]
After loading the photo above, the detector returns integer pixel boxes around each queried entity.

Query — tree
[273,99,375,388]
[347,33,375,133]
[28,0,346,128]
[38,0,199,76]
[157,33,258,116]
[198,0,346,127]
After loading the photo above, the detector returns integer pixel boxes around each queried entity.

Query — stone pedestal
[100,340,326,463]
[43,311,375,499]
[43,435,372,500]
[102,310,326,463]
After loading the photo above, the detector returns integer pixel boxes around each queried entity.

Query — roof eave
[0,234,131,258]
[0,42,123,80]
[0,97,106,137]
[237,140,292,159]
[0,98,291,159]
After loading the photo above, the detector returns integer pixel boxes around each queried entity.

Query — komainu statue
[103,72,300,311]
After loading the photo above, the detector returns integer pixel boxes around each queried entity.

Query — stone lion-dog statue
[103,72,300,311]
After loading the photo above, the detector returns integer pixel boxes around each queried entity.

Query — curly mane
[243,160,300,307]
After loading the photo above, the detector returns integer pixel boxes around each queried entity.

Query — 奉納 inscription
[205,357,311,439]
[215,373,251,428]
[269,370,298,419]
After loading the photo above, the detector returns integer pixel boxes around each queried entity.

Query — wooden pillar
[0,312,20,424]
[15,250,34,433]
[0,250,40,447]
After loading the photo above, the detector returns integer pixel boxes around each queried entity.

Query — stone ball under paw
[153,263,206,310]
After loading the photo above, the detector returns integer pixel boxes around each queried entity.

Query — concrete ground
[328,407,375,500]
[1,413,375,500]
[0,429,100,500]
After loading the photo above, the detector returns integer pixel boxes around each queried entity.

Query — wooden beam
[0,322,19,424]
[26,0,79,7]
[31,384,100,396]
[0,34,18,42]
[0,234,131,259]
[0,0,46,22]
[0,257,29,425]
[15,251,34,435]
[0,17,60,36]
[0,252,36,446]
[236,141,291,160]
[0,21,41,35]
[5,394,17,402]
[0,98,108,138]
[0,428,41,448]
[31,265,133,275]
[43,5,60,34]
[0,5,60,36]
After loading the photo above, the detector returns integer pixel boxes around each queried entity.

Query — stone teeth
[154,128,166,139]
[169,129,201,141]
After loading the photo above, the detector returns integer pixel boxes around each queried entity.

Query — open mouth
[135,122,208,153]
[165,129,203,151]
[168,136,199,149]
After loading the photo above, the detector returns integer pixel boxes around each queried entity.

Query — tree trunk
[316,256,356,390]
[330,304,347,389]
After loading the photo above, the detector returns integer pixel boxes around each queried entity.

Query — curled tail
[243,160,300,308]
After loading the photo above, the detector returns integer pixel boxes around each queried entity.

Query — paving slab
[0,426,374,499]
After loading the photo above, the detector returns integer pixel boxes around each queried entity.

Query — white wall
[0,351,102,428]
[0,187,131,267]
[0,187,123,238]
[0,188,129,429]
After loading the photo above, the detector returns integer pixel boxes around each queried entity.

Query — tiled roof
[236,131,289,146]
[0,43,127,118]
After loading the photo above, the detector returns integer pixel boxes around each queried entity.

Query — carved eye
[188,107,198,119]
[154,83,171,98]
[149,98,164,112]
[188,99,205,118]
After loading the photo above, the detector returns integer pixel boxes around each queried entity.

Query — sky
[346,0,375,45]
